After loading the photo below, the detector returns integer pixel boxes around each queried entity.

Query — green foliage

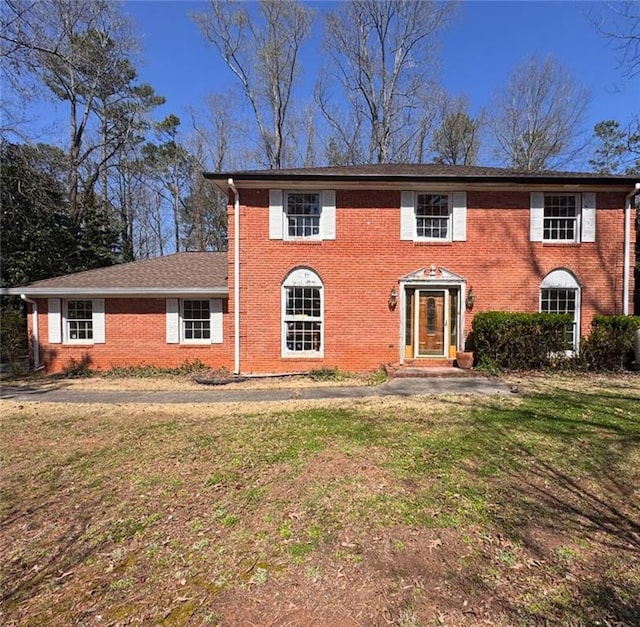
[578,315,640,371]
[0,304,28,374]
[473,311,573,372]
[308,366,349,381]
[589,119,640,175]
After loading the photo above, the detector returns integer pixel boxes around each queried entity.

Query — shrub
[473,311,573,372]
[0,306,28,374]
[578,315,640,371]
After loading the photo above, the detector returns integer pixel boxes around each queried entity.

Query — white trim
[92,298,105,344]
[5,288,228,297]
[530,192,544,241]
[281,268,324,358]
[269,189,284,239]
[581,192,596,242]
[451,191,467,241]
[47,298,61,344]
[321,189,336,240]
[63,299,97,345]
[539,270,581,351]
[166,298,180,343]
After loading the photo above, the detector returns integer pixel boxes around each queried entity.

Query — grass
[1,375,639,625]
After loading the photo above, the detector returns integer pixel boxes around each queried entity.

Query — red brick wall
[30,297,233,374]
[228,187,634,374]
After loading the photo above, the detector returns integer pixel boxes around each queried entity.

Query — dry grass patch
[1,374,639,626]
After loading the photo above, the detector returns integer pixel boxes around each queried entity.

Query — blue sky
[34,1,640,165]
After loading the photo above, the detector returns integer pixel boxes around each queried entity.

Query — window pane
[544,195,577,240]
[541,288,577,347]
[183,300,210,340]
[416,194,449,239]
[286,193,320,237]
[284,284,322,352]
[67,300,93,340]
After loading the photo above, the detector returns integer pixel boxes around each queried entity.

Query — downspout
[623,183,640,315]
[20,294,44,371]
[228,178,240,375]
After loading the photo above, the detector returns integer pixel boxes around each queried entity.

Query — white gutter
[20,294,44,371]
[2,288,229,298]
[228,178,241,375]
[623,183,640,315]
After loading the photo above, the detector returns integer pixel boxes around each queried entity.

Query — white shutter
[48,298,61,344]
[210,299,223,344]
[530,192,544,242]
[581,192,596,243]
[400,191,415,240]
[166,298,179,343]
[321,189,336,240]
[92,299,105,343]
[269,189,284,239]
[451,191,467,241]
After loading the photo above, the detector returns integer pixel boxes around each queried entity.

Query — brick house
[5,164,638,374]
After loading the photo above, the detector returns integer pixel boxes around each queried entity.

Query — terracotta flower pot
[455,350,474,369]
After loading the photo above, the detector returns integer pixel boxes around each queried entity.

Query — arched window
[282,268,323,357]
[540,269,581,350]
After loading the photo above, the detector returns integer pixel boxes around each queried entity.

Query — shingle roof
[205,163,639,187]
[2,252,228,296]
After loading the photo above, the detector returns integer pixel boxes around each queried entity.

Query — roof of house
[2,252,228,297]
[205,163,640,191]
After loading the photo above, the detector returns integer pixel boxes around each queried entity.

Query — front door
[417,290,445,356]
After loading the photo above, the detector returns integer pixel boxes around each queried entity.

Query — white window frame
[530,192,596,243]
[543,193,579,243]
[64,299,94,343]
[401,190,466,242]
[281,268,323,358]
[269,189,336,241]
[540,269,581,351]
[166,298,223,345]
[415,193,451,241]
[48,298,105,345]
[181,299,212,343]
[285,191,322,240]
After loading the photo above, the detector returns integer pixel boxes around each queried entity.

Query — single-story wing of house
[3,164,639,374]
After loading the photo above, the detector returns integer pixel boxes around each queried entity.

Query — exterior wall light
[465,287,475,311]
[388,287,398,310]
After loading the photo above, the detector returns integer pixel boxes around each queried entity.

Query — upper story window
[543,194,578,242]
[401,191,467,242]
[416,194,450,239]
[269,189,336,241]
[530,192,596,243]
[286,192,321,238]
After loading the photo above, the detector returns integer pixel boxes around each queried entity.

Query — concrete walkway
[0,377,511,404]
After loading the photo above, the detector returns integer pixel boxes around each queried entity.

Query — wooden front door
[417,291,445,356]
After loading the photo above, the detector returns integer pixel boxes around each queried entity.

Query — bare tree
[592,0,640,78]
[1,0,139,220]
[320,0,457,164]
[193,0,314,169]
[431,95,481,165]
[488,55,590,171]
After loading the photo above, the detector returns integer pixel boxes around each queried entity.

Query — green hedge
[578,315,640,371]
[472,311,573,372]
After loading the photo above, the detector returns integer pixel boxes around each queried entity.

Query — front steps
[387,360,482,378]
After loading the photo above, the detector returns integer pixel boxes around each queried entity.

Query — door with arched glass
[417,290,446,356]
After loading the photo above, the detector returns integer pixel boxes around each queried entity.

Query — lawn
[1,374,639,626]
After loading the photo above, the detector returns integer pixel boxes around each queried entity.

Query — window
[540,269,580,350]
[47,298,105,345]
[166,298,223,344]
[530,192,596,243]
[66,300,93,341]
[416,194,450,239]
[182,300,210,341]
[544,194,577,242]
[269,189,336,241]
[400,191,467,242]
[282,268,323,357]
[286,192,320,238]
